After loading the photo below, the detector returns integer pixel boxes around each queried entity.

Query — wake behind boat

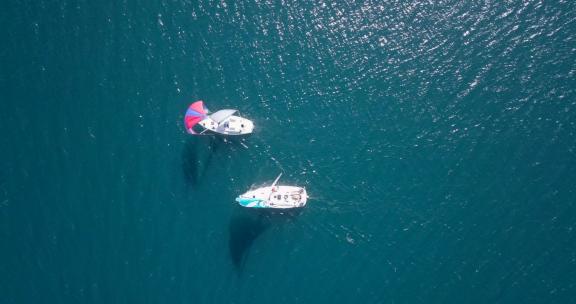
[184,101,254,136]
[236,173,308,209]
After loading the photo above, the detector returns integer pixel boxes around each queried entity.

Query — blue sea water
[1,0,576,303]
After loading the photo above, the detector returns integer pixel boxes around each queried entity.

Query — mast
[268,173,282,201]
[271,173,282,188]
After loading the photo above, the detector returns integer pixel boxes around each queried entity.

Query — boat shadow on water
[228,208,303,272]
[181,136,247,188]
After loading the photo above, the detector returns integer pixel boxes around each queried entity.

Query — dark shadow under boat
[181,136,247,188]
[228,208,303,272]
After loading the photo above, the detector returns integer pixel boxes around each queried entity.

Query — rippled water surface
[1,0,575,303]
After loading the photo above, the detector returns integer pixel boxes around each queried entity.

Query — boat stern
[235,196,266,208]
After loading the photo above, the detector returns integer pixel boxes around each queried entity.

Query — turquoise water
[1,0,576,303]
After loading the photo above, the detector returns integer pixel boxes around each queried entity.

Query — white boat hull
[198,115,254,136]
[236,186,308,209]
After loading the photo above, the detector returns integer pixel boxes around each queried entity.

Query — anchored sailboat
[236,173,308,209]
[184,101,254,136]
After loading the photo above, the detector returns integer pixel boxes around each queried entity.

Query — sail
[184,101,207,134]
[209,109,237,124]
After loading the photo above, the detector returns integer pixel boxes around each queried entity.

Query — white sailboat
[236,173,308,209]
[185,101,254,136]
